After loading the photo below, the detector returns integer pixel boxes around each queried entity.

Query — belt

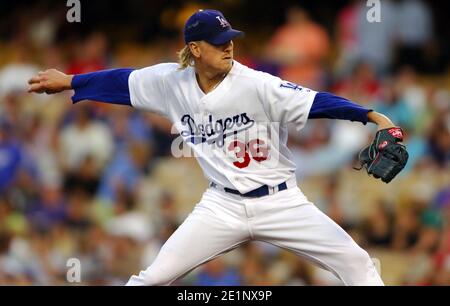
[209,180,291,198]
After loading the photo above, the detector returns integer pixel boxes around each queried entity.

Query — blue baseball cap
[184,9,244,45]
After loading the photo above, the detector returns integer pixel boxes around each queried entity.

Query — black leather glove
[356,127,409,183]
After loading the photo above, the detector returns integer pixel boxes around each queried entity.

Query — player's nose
[217,40,233,52]
[224,40,233,51]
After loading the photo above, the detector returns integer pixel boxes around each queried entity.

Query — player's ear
[189,42,201,59]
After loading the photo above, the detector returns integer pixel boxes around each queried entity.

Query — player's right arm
[28,68,135,106]
[27,64,176,115]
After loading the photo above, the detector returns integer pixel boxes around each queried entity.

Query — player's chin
[220,58,233,70]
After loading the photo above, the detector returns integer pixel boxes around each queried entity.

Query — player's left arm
[308,92,395,130]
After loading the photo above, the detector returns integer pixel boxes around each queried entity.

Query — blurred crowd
[0,0,449,285]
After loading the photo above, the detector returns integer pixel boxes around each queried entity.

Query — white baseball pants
[126,182,384,286]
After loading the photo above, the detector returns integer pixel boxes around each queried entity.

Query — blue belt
[211,181,288,198]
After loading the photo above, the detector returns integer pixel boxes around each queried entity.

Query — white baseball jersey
[124,9,384,286]
[125,60,384,287]
[128,61,317,193]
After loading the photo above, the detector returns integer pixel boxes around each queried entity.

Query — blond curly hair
[177,45,195,70]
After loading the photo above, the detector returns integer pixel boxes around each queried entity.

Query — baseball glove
[356,127,409,183]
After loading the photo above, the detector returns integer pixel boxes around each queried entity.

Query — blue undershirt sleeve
[308,92,372,125]
[71,68,134,106]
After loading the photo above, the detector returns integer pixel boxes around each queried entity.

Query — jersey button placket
[202,99,208,116]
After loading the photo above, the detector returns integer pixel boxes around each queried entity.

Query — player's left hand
[356,127,409,183]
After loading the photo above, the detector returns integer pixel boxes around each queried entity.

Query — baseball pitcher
[28,9,408,285]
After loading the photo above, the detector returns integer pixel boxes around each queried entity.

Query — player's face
[195,40,234,73]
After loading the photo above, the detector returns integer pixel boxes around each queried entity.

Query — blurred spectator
[266,6,330,89]
[97,141,152,203]
[21,113,62,190]
[361,201,394,248]
[285,259,315,286]
[392,207,420,250]
[430,208,450,285]
[394,0,433,73]
[152,191,182,230]
[0,46,38,100]
[394,67,429,132]
[413,209,442,254]
[0,231,33,284]
[64,190,92,232]
[75,225,111,285]
[333,61,381,105]
[0,197,28,236]
[334,0,399,76]
[0,119,24,192]
[28,10,58,49]
[146,113,177,157]
[372,80,415,131]
[105,234,142,284]
[0,117,37,195]
[27,185,67,232]
[315,176,346,227]
[63,155,100,197]
[58,104,114,174]
[334,0,361,77]
[401,132,428,174]
[240,243,277,285]
[355,0,398,75]
[107,107,153,151]
[195,258,241,286]
[426,110,450,167]
[66,32,108,75]
[105,190,154,243]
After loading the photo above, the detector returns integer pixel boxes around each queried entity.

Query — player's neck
[195,66,230,94]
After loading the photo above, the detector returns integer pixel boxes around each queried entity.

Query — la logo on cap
[216,16,229,28]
